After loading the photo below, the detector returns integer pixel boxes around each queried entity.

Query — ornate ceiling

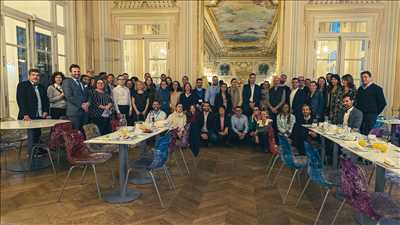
[205,0,278,57]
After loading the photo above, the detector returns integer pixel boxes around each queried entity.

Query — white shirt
[145,110,167,123]
[112,85,131,113]
[31,81,43,117]
[343,106,353,127]
[250,84,255,102]
[289,88,298,108]
[202,112,209,132]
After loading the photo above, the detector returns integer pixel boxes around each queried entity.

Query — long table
[304,125,400,192]
[84,125,169,204]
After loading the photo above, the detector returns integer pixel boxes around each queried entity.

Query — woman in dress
[317,76,329,120]
[89,79,113,135]
[342,74,357,100]
[309,81,325,121]
[47,72,66,119]
[328,74,344,124]
[145,76,156,106]
[256,110,277,153]
[179,82,196,112]
[214,82,232,114]
[131,81,149,122]
[170,81,182,112]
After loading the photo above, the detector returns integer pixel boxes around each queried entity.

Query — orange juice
[372,143,388,153]
[358,139,368,147]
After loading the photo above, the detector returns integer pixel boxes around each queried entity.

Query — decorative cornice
[308,0,378,4]
[113,1,176,9]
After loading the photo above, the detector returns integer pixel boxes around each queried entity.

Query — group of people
[17,63,387,158]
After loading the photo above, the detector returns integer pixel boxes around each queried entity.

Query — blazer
[242,84,261,106]
[309,90,324,119]
[214,115,231,132]
[16,80,49,120]
[292,89,309,116]
[197,112,215,133]
[214,92,233,113]
[338,107,363,130]
[62,78,88,117]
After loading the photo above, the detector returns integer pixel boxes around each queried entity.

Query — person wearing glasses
[113,75,132,124]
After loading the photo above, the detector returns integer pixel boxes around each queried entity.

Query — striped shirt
[89,90,113,118]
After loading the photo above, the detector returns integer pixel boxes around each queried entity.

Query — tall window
[315,21,369,84]
[123,23,169,80]
[2,1,69,118]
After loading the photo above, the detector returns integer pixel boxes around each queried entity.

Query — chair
[330,158,400,225]
[57,129,113,201]
[47,122,73,171]
[169,125,191,176]
[124,133,175,208]
[265,133,281,181]
[83,123,119,153]
[274,135,307,204]
[296,141,337,225]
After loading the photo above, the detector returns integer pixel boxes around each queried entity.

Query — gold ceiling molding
[113,0,176,9]
[308,0,378,4]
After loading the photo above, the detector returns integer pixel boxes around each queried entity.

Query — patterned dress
[328,86,344,124]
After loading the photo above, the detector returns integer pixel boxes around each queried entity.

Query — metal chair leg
[149,170,165,208]
[266,155,279,180]
[330,199,346,225]
[283,169,299,204]
[110,165,116,188]
[368,165,375,185]
[165,167,176,192]
[57,165,76,202]
[296,177,311,207]
[46,148,57,175]
[314,189,331,225]
[272,163,285,185]
[80,165,88,185]
[388,182,394,196]
[91,165,102,200]
[173,151,185,176]
[163,166,173,190]
[123,168,132,195]
[179,148,190,176]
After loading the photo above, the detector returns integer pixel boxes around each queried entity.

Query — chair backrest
[304,141,332,188]
[148,133,172,170]
[340,158,381,220]
[180,123,191,148]
[267,126,279,155]
[49,122,73,150]
[83,123,101,139]
[278,135,305,169]
[62,129,88,164]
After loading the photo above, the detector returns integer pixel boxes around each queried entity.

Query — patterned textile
[278,135,307,169]
[386,171,400,184]
[169,125,190,152]
[340,158,381,221]
[148,133,172,170]
[371,193,400,219]
[48,122,73,150]
[304,141,335,188]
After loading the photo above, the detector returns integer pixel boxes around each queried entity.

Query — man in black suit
[62,64,89,130]
[198,102,216,145]
[339,94,363,131]
[16,68,49,156]
[356,71,386,135]
[290,78,309,120]
[242,73,261,116]
[279,74,291,103]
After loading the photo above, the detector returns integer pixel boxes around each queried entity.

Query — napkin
[383,158,400,168]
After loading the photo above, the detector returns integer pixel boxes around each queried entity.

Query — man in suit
[16,68,49,156]
[62,64,89,130]
[242,73,261,116]
[279,74,291,103]
[339,94,363,131]
[356,71,386,135]
[193,78,206,108]
[198,102,216,145]
[290,78,309,120]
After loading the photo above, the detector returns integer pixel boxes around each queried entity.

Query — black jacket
[291,89,309,116]
[197,111,215,133]
[214,115,231,132]
[17,80,49,119]
[356,83,386,115]
[242,84,261,106]
[214,92,233,113]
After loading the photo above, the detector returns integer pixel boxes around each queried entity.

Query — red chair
[57,129,112,201]
[48,122,73,170]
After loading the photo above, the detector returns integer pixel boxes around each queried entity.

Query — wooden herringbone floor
[1,145,393,225]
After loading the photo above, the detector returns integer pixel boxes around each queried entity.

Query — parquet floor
[1,145,396,225]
